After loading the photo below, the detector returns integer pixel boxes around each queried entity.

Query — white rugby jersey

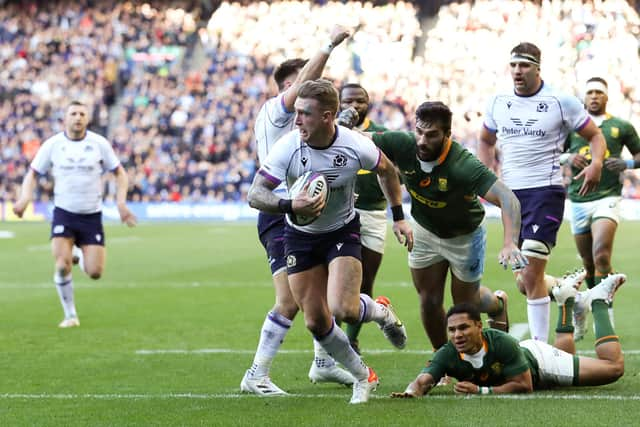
[254,93,296,196]
[259,125,381,233]
[30,131,120,214]
[483,82,590,189]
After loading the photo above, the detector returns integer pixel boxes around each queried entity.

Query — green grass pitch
[1,220,639,426]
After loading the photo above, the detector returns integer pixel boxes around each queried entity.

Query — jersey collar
[436,138,453,165]
[358,117,371,131]
[458,337,488,361]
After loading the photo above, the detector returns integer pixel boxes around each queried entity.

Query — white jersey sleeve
[30,138,55,174]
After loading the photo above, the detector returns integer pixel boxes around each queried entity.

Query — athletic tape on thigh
[521,239,550,260]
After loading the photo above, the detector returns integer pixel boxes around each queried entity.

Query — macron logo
[336,243,343,251]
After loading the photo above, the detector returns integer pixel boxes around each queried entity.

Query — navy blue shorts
[284,215,362,275]
[514,185,565,247]
[51,207,105,246]
[257,212,286,275]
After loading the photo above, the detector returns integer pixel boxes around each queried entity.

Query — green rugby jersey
[372,131,497,238]
[355,119,388,211]
[565,114,640,202]
[421,329,539,388]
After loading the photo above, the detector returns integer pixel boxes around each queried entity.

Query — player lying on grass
[392,271,625,397]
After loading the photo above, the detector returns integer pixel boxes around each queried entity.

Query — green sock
[556,297,575,333]
[592,299,617,344]
[346,322,362,344]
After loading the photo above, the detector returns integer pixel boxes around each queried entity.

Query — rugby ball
[287,171,329,226]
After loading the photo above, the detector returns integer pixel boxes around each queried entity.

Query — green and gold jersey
[421,329,538,388]
[372,131,497,238]
[355,119,388,211]
[565,114,640,202]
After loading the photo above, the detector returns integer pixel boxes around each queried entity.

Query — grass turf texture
[1,220,639,426]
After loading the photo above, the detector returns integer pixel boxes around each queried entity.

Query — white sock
[54,271,77,319]
[527,296,550,342]
[315,321,368,381]
[358,294,386,325]
[312,338,336,368]
[248,311,291,378]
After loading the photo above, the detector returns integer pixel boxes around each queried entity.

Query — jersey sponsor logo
[438,177,448,192]
[408,189,446,208]
[333,154,348,168]
[501,126,546,137]
[510,118,538,126]
[419,177,431,187]
[578,145,611,160]
[325,173,339,184]
[286,255,297,268]
[536,102,549,112]
[611,127,619,138]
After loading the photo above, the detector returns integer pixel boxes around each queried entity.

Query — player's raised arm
[281,25,350,111]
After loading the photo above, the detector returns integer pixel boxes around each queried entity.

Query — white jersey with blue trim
[254,92,296,196]
[259,125,381,233]
[30,130,120,214]
[483,82,590,189]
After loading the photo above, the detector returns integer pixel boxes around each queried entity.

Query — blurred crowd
[2,0,640,204]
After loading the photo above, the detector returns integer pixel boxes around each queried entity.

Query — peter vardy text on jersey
[501,127,546,137]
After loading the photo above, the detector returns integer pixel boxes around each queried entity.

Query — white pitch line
[135,348,640,356]
[0,281,414,289]
[0,393,637,401]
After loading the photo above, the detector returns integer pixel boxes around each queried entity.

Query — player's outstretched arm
[482,180,527,271]
[281,25,350,111]
[13,169,37,218]
[375,151,413,251]
[391,373,436,398]
[114,165,137,227]
[454,370,533,395]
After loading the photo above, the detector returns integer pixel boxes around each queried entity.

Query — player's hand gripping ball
[288,171,329,225]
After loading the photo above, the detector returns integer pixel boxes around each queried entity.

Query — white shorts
[519,339,575,388]
[408,219,485,282]
[570,196,621,235]
[356,208,387,254]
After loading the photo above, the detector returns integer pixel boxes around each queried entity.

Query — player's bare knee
[55,261,71,276]
[273,301,298,320]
